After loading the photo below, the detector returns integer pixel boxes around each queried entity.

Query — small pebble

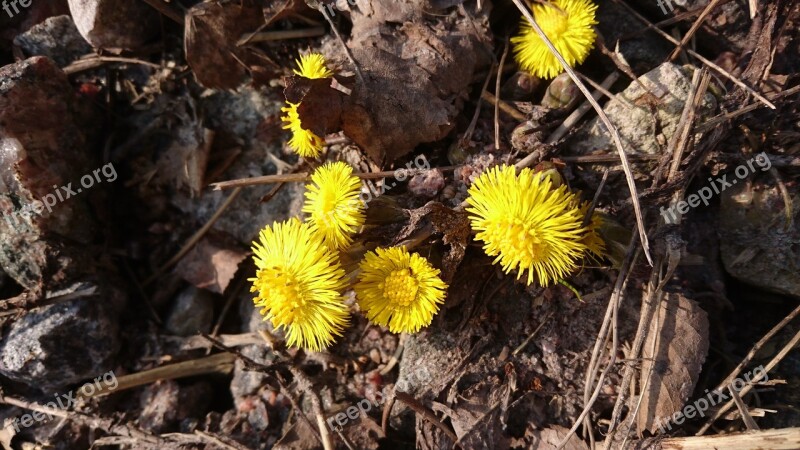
[408,169,445,198]
[369,348,382,364]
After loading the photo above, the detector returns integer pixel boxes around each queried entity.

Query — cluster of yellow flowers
[255,75,449,350]
[512,0,598,79]
[466,165,604,287]
[252,31,608,350]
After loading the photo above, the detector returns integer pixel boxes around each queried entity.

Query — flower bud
[541,73,578,109]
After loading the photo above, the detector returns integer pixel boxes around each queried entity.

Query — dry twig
[658,427,800,450]
[495,39,510,151]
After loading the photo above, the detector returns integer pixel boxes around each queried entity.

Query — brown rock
[0,56,101,290]
[67,0,158,51]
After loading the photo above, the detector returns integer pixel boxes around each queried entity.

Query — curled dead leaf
[636,292,710,434]
[174,233,248,295]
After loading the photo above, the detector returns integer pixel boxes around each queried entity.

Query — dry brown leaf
[636,292,710,434]
[432,373,513,450]
[284,76,345,138]
[272,417,320,450]
[174,234,248,294]
[394,201,470,282]
[155,122,210,198]
[331,1,488,165]
[341,48,454,165]
[528,426,590,450]
[341,415,382,450]
[185,1,263,89]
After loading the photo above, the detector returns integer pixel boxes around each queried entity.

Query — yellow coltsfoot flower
[355,247,447,334]
[576,200,606,260]
[294,52,334,79]
[282,102,326,158]
[249,218,350,351]
[511,0,598,79]
[282,52,334,158]
[303,161,365,250]
[466,165,589,286]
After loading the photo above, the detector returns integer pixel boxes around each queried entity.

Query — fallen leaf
[284,76,345,138]
[150,98,210,197]
[636,292,710,433]
[185,1,263,89]
[273,417,320,450]
[330,1,488,165]
[174,233,248,294]
[528,426,590,450]
[395,201,470,282]
[432,372,513,449]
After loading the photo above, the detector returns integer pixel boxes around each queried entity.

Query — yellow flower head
[511,0,598,79]
[294,52,334,79]
[355,247,447,334]
[282,102,325,158]
[576,200,606,260]
[303,161,365,250]
[466,165,588,286]
[282,53,333,158]
[249,218,350,351]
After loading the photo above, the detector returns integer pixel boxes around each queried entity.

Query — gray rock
[230,292,277,402]
[67,0,159,51]
[566,63,716,157]
[13,15,92,67]
[719,180,800,298]
[165,286,215,337]
[0,290,120,390]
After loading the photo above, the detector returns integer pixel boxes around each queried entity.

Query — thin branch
[563,232,640,450]
[495,39,510,151]
[481,91,527,122]
[662,427,800,450]
[211,167,457,190]
[545,71,621,145]
[318,6,364,83]
[668,0,723,61]
[237,27,326,45]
